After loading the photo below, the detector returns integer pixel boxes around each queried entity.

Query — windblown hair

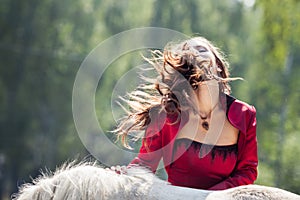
[113,37,239,148]
[13,161,300,200]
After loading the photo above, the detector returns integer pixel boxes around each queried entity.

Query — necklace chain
[199,102,219,120]
[200,102,219,131]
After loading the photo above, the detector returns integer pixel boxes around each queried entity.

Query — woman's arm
[129,118,164,173]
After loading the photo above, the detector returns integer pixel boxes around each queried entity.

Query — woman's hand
[106,165,127,175]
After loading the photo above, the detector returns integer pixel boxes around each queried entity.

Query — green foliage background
[0,0,299,198]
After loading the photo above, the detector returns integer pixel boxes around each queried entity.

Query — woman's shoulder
[226,95,256,115]
[226,95,256,133]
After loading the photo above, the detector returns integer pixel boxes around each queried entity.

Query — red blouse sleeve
[129,116,164,173]
[209,105,258,190]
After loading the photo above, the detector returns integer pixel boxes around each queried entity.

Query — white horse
[12,161,300,200]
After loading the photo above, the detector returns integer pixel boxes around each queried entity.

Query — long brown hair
[113,36,239,148]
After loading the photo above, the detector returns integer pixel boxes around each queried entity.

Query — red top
[169,138,238,189]
[129,95,258,190]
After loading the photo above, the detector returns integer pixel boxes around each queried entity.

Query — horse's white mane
[12,161,166,200]
[12,161,300,200]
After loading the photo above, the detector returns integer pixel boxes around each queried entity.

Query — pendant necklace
[200,103,219,131]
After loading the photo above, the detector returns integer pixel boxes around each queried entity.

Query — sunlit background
[1,0,300,199]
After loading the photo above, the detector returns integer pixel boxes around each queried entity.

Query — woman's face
[186,38,221,98]
[186,38,219,75]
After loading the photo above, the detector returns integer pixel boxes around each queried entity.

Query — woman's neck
[196,82,220,116]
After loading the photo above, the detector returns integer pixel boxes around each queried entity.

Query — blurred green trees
[0,0,299,199]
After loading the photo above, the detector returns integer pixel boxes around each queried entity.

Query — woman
[114,36,258,190]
